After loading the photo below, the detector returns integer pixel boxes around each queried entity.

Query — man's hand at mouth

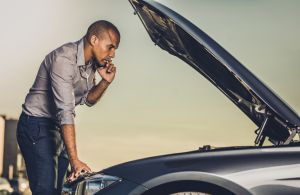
[97,59,116,83]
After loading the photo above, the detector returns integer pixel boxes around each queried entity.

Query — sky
[0,0,299,170]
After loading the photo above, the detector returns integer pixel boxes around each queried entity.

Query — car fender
[140,171,252,195]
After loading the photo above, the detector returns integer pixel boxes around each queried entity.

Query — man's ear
[90,35,98,46]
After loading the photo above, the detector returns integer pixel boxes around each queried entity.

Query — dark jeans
[17,113,69,195]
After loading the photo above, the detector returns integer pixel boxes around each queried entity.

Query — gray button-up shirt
[22,38,96,125]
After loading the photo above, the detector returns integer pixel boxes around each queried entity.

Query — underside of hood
[129,0,300,145]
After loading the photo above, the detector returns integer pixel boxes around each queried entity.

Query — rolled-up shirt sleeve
[80,92,93,107]
[50,53,76,125]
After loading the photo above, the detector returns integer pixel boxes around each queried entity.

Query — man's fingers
[74,169,83,178]
[81,164,92,173]
[106,64,115,73]
[70,172,75,178]
[74,165,92,177]
[97,62,116,76]
[107,66,113,73]
[67,172,76,182]
[86,165,92,172]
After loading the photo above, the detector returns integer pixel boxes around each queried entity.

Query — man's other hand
[67,159,92,182]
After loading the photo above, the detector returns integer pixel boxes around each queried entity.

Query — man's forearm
[86,79,110,105]
[61,124,78,164]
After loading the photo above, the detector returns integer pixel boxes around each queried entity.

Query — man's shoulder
[52,40,79,60]
[43,39,82,68]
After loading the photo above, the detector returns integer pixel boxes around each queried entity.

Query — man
[17,20,120,195]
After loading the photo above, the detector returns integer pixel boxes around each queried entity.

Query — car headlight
[75,173,121,195]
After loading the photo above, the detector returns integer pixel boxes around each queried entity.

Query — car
[0,177,13,195]
[62,0,300,194]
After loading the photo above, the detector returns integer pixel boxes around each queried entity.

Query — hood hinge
[254,112,272,146]
[284,127,300,144]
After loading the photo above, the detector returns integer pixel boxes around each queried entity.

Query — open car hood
[129,0,300,145]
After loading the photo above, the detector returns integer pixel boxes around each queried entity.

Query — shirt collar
[76,38,86,66]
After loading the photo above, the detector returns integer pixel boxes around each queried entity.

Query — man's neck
[83,37,93,65]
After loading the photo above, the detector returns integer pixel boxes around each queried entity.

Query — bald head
[85,20,120,46]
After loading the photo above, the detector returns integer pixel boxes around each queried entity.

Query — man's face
[91,29,119,65]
